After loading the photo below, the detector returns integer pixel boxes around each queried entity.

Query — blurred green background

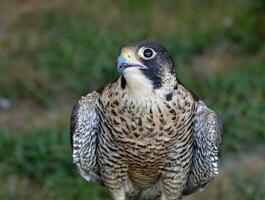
[0,0,264,199]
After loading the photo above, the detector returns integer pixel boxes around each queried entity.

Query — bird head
[116,41,176,93]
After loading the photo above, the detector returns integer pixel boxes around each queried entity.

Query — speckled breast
[97,91,196,187]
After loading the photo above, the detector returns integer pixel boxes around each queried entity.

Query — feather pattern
[70,91,103,185]
[95,78,197,199]
[183,100,223,195]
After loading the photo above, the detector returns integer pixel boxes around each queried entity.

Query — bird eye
[138,47,156,60]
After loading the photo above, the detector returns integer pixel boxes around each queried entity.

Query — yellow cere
[121,49,131,58]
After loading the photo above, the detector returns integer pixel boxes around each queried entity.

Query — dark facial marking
[136,41,174,89]
[141,58,163,89]
[121,75,126,89]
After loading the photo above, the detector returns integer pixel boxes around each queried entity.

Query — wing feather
[183,100,223,195]
[70,91,103,185]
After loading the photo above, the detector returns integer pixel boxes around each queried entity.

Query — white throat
[122,68,154,97]
[121,67,177,101]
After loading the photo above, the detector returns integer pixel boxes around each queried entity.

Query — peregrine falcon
[70,41,223,200]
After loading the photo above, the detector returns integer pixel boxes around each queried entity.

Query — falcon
[70,41,223,200]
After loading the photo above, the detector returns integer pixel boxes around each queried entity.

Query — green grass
[0,128,111,200]
[0,0,264,199]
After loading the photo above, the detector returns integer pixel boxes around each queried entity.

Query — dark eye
[139,47,156,60]
[143,48,153,58]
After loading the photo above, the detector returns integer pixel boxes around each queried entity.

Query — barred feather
[183,101,223,195]
[70,91,103,185]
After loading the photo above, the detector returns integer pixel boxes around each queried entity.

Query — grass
[0,0,264,199]
[0,128,111,200]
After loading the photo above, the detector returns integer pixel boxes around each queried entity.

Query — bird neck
[121,74,153,98]
[119,74,177,100]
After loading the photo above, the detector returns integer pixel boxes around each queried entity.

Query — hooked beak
[116,50,145,74]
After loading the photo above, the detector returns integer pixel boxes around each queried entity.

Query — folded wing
[183,101,223,195]
[70,91,103,185]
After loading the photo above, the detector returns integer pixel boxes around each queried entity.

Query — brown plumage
[70,41,223,200]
